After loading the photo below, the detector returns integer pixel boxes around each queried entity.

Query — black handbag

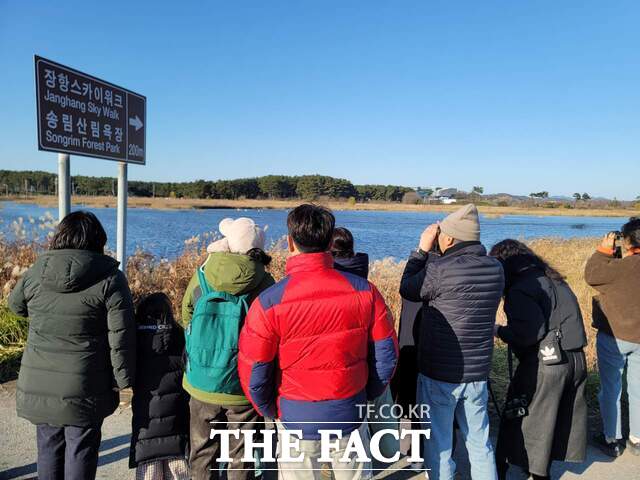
[538,279,567,366]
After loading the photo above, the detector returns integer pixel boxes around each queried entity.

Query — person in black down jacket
[490,240,587,480]
[400,204,504,480]
[330,226,400,466]
[8,211,136,480]
[330,226,369,278]
[129,292,191,479]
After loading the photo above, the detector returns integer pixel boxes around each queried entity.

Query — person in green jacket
[182,217,275,480]
[8,210,136,480]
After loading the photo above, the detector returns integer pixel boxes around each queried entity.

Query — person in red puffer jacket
[238,204,398,480]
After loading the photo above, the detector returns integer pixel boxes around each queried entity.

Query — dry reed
[0,235,602,370]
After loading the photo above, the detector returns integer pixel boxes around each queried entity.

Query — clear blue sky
[1,1,639,199]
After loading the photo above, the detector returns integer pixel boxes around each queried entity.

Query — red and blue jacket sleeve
[366,284,399,399]
[238,299,278,418]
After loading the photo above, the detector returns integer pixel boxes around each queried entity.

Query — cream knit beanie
[439,204,480,242]
[206,218,266,254]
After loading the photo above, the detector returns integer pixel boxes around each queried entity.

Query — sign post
[57,153,70,220]
[35,55,146,274]
[117,162,128,272]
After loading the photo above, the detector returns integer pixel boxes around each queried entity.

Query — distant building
[432,187,458,204]
[413,187,458,204]
[414,189,432,200]
[433,188,458,198]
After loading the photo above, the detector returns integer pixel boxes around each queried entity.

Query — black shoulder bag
[538,279,567,366]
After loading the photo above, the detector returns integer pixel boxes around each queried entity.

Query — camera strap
[487,378,504,422]
[507,344,514,380]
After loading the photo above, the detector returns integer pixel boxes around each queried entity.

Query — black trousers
[496,350,587,477]
[36,422,103,480]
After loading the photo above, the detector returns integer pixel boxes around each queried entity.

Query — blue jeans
[596,331,640,440]
[417,374,497,480]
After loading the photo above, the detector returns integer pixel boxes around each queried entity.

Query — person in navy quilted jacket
[400,204,504,480]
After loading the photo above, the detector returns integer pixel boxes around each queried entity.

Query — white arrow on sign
[129,115,144,131]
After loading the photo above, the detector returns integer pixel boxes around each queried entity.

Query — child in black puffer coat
[330,227,400,466]
[330,227,369,279]
[129,293,190,480]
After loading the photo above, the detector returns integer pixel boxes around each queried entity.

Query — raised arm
[400,251,428,302]
[584,249,619,290]
[400,224,441,302]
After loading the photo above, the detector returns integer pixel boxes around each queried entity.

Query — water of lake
[0,201,627,260]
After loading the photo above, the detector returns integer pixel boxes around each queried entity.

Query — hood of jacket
[333,252,369,279]
[35,249,120,293]
[201,252,268,295]
[501,256,543,291]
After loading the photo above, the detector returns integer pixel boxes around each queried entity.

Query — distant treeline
[0,170,413,202]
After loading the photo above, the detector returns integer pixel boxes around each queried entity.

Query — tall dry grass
[0,234,601,373]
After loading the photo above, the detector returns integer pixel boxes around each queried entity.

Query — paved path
[1,381,638,479]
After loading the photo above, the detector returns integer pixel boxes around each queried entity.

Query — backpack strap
[239,295,250,315]
[196,268,250,306]
[197,267,212,296]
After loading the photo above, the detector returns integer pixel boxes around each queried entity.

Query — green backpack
[184,267,250,394]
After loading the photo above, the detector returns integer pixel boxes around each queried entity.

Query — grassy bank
[0,236,603,414]
[0,304,27,382]
[3,194,640,217]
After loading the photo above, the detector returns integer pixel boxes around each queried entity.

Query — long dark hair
[50,211,107,254]
[247,247,272,266]
[490,239,564,287]
[330,227,355,258]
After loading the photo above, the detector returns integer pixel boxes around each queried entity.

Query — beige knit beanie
[439,204,480,242]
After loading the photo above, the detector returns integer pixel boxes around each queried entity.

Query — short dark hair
[330,227,355,258]
[622,217,640,248]
[50,211,107,254]
[287,204,335,253]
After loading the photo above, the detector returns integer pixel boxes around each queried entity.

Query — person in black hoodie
[129,292,190,480]
[330,227,369,278]
[490,240,588,480]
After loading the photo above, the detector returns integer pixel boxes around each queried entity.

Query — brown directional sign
[35,55,146,165]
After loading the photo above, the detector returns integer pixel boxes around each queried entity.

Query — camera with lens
[429,226,443,255]
[503,395,529,420]
[609,231,625,258]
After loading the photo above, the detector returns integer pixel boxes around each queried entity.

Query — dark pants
[496,350,587,478]
[36,422,103,480]
[189,398,261,480]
